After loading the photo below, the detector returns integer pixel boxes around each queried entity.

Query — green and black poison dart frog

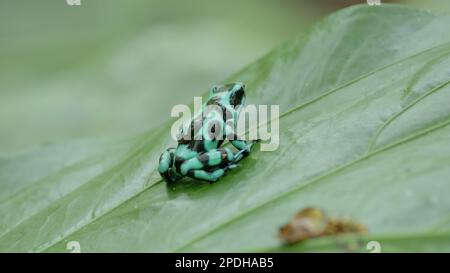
[158,82,258,183]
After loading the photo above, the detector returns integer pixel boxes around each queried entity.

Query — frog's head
[208,82,246,108]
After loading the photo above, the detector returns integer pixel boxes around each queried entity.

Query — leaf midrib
[366,78,450,153]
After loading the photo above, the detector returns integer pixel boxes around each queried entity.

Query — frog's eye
[230,86,245,107]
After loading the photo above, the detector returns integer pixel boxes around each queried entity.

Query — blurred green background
[1,0,449,155]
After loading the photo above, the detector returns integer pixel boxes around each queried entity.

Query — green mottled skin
[158,82,257,183]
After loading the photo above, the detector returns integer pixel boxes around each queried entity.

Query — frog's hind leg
[187,169,226,183]
[180,148,235,182]
[158,147,177,182]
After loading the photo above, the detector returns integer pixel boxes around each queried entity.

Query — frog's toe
[224,163,239,171]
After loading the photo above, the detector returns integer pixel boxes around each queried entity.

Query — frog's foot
[230,139,260,163]
[248,139,261,149]
[224,163,239,171]
[232,147,253,163]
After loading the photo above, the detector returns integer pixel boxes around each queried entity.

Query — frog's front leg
[225,123,258,163]
[230,139,259,163]
[180,148,235,182]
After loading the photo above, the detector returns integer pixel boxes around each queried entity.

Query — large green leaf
[1,4,450,252]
